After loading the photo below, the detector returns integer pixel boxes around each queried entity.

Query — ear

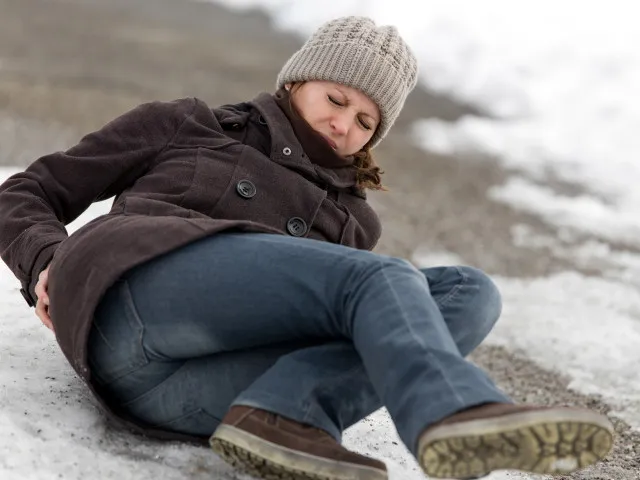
[284,83,292,91]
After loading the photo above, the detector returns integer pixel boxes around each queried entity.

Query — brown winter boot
[210,406,388,480]
[417,403,614,479]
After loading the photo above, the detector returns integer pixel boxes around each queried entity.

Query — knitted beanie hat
[276,16,418,148]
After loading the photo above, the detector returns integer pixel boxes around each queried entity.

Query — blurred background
[0,0,567,274]
[1,0,639,478]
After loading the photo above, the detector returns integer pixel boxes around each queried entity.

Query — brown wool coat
[0,92,381,442]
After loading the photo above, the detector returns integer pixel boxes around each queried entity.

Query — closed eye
[328,95,344,106]
[358,117,372,130]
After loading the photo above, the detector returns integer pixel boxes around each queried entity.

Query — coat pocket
[178,146,242,217]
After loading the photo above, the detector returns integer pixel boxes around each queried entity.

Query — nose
[330,113,351,136]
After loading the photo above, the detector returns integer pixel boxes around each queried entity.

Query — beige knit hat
[276,16,418,148]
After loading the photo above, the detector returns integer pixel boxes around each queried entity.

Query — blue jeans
[87,233,510,456]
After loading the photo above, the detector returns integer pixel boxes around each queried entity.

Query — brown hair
[353,147,387,191]
[288,82,387,192]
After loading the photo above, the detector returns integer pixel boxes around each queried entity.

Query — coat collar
[248,92,361,192]
[272,88,351,169]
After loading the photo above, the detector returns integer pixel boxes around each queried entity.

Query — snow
[492,271,640,429]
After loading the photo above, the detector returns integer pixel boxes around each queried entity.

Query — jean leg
[92,233,509,455]
[233,265,506,444]
[89,282,375,441]
[92,266,504,443]
[422,266,502,356]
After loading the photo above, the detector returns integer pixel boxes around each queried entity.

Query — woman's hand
[34,265,54,332]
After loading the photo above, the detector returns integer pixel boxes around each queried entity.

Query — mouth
[320,134,338,150]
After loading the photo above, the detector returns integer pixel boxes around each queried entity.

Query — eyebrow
[334,86,380,123]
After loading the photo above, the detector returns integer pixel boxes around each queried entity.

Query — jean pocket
[88,280,150,386]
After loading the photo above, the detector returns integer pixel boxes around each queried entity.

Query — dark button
[236,180,256,199]
[223,122,242,131]
[20,287,35,307]
[286,217,308,237]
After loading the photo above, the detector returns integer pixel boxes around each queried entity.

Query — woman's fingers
[35,298,54,331]
[34,266,53,331]
[35,267,49,300]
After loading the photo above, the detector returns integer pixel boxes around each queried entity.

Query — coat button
[286,217,307,237]
[236,180,256,199]
[282,147,292,156]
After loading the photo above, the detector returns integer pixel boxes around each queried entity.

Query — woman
[0,16,613,480]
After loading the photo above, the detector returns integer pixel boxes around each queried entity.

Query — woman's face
[288,80,380,156]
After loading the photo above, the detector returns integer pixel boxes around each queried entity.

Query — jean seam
[434,266,469,309]
[151,407,221,429]
[120,360,187,408]
[121,280,147,340]
[92,323,114,351]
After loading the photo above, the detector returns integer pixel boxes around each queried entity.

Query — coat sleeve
[0,97,197,306]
